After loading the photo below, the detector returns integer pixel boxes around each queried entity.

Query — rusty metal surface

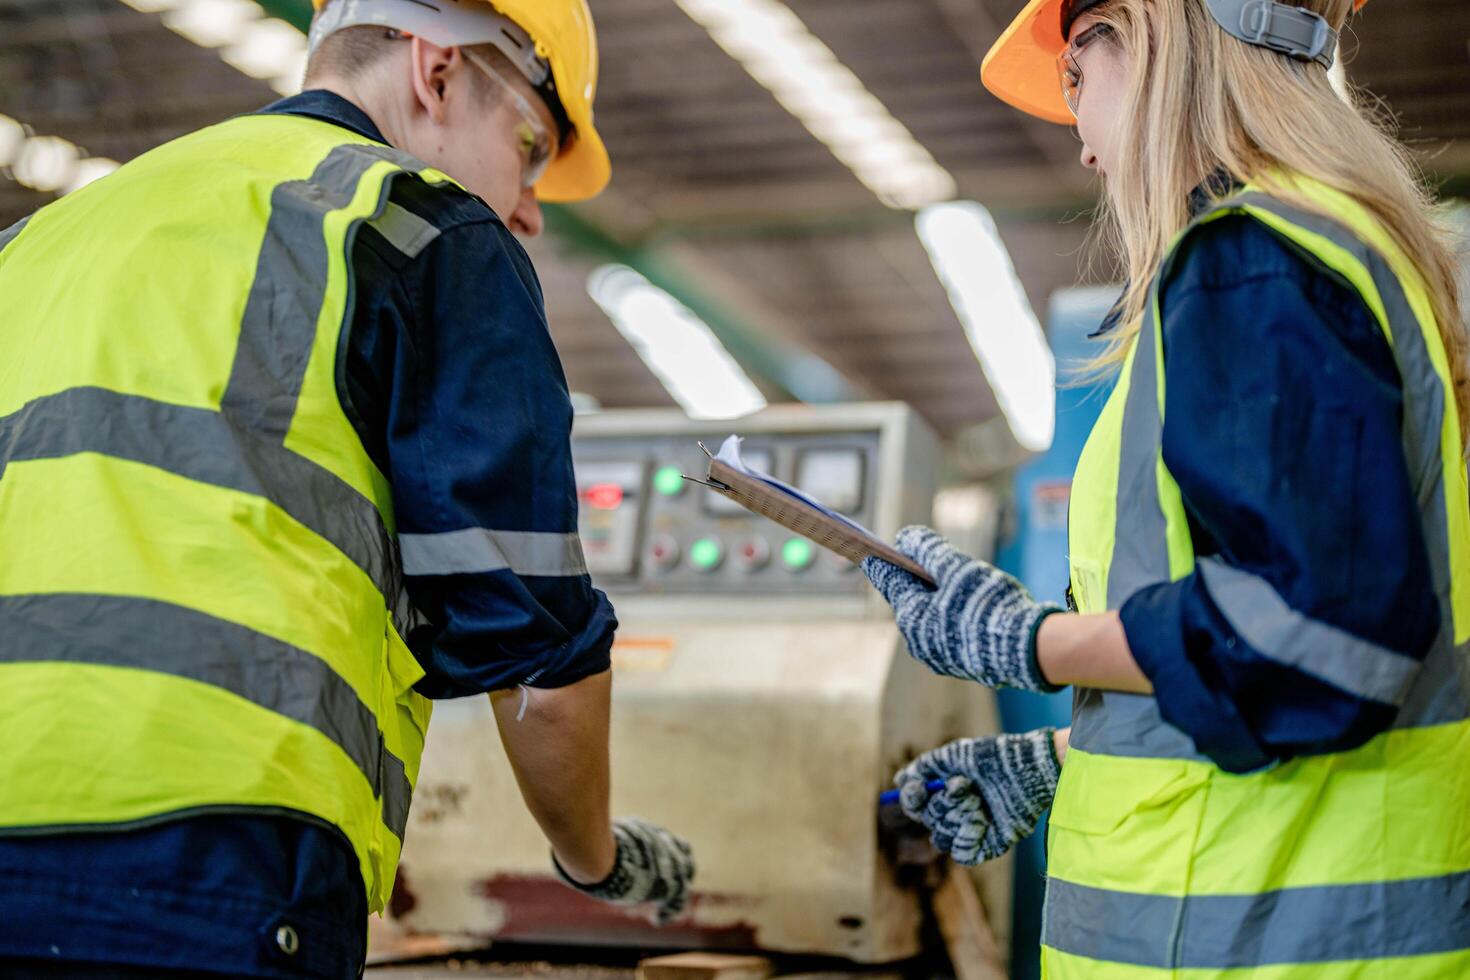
[365,957,908,980]
[383,621,981,962]
[374,622,1009,961]
[367,958,636,979]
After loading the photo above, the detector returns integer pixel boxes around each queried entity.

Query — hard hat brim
[981,0,1075,125]
[536,101,611,202]
[981,0,1372,125]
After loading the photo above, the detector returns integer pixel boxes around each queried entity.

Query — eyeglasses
[1057,22,1115,118]
[462,47,559,190]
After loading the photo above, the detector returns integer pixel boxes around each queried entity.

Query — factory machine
[382,404,1002,964]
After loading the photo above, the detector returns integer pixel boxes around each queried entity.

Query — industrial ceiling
[3,0,1466,439]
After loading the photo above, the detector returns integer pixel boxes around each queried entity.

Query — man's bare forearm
[491,669,618,884]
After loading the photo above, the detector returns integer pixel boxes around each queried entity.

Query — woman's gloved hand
[863,525,1063,691]
[893,729,1061,865]
[554,817,695,924]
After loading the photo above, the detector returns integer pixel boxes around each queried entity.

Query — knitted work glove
[554,818,695,925]
[863,525,1063,691]
[894,729,1061,865]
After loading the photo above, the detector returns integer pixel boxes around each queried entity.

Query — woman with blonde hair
[862,0,1470,974]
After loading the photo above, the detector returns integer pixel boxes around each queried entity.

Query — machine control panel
[573,429,880,595]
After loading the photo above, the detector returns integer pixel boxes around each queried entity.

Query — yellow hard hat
[310,0,610,201]
[981,0,1370,125]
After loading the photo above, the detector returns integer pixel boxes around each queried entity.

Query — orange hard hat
[981,0,1371,124]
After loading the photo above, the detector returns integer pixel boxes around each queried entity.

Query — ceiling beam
[253,0,865,406]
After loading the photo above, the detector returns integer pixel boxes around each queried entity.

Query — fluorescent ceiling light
[118,0,185,12]
[0,115,25,167]
[64,157,123,194]
[0,115,120,197]
[119,0,306,95]
[161,0,261,48]
[12,136,79,193]
[587,264,768,421]
[223,18,309,83]
[673,0,955,210]
[916,201,1056,452]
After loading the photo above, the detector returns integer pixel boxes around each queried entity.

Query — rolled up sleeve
[1118,217,1440,772]
[383,220,615,698]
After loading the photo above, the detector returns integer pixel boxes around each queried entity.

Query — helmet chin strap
[1203,0,1338,68]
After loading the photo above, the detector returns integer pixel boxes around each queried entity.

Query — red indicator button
[734,537,771,573]
[647,534,681,571]
[583,483,625,510]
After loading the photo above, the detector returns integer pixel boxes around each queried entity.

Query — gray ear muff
[1204,0,1337,68]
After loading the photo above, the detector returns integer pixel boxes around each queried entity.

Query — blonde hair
[1087,0,1470,445]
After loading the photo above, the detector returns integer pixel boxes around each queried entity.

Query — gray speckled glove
[894,729,1061,865]
[863,525,1063,692]
[554,818,695,925]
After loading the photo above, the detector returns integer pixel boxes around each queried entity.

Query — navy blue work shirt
[0,91,615,978]
[1114,198,1440,773]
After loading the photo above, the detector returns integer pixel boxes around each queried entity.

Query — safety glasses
[462,47,559,190]
[1057,22,1115,118]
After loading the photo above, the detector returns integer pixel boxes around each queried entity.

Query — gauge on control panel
[795,448,866,515]
[576,460,646,577]
[703,447,774,516]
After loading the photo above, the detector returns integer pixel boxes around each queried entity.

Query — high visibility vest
[0,113,455,912]
[1048,178,1470,977]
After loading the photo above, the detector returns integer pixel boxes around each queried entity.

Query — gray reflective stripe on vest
[1071,289,1202,760]
[1076,192,1470,758]
[370,202,440,258]
[1230,191,1469,728]
[220,140,438,633]
[400,528,589,577]
[1070,686,1202,759]
[0,215,29,253]
[1198,556,1421,705]
[0,386,407,638]
[0,592,413,840]
[1043,870,1470,968]
[1107,306,1172,607]
[222,142,430,441]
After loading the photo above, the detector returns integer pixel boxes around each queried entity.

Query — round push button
[689,537,725,572]
[734,537,771,573]
[653,465,685,498]
[781,537,815,571]
[647,534,681,571]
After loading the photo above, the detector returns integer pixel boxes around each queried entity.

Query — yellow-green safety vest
[1047,177,1470,978]
[0,112,457,913]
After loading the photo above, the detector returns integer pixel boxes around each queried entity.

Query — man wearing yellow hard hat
[0,1,692,976]
[863,0,1470,976]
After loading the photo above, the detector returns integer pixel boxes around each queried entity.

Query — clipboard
[687,436,936,587]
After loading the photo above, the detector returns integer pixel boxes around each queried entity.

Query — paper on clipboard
[693,436,936,586]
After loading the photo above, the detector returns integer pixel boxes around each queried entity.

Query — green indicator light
[654,466,685,497]
[782,537,815,570]
[690,537,724,571]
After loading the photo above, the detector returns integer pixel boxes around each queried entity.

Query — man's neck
[303,74,404,149]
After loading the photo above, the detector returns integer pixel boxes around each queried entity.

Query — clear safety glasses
[462,47,559,190]
[1057,22,1115,118]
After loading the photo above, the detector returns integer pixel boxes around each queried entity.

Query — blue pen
[878,779,946,806]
